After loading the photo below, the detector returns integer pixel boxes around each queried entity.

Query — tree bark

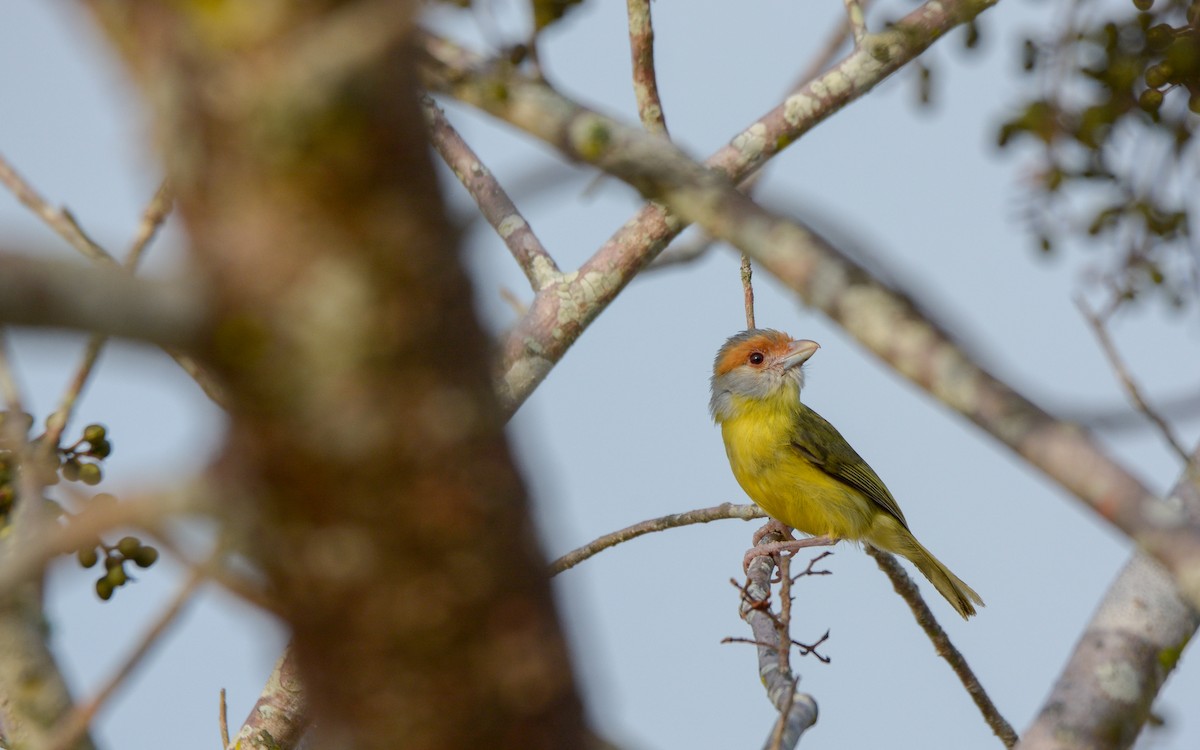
[85,3,588,748]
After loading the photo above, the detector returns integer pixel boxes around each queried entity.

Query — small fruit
[77,546,99,568]
[132,546,159,568]
[117,536,141,557]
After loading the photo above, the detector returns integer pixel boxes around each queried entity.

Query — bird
[710,329,983,619]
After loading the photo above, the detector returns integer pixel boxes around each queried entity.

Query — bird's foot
[743,535,835,574]
[751,519,795,546]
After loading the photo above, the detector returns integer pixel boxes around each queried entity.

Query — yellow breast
[719,395,874,540]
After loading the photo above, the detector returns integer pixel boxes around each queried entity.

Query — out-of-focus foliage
[998,0,1199,310]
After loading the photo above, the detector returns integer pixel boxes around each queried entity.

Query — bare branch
[550,502,765,575]
[421,96,562,290]
[421,0,997,416]
[1016,444,1200,750]
[421,10,1200,610]
[0,254,208,350]
[626,0,668,135]
[1077,297,1190,463]
[866,547,1017,747]
[42,180,177,451]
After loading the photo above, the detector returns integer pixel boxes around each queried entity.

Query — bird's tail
[869,520,983,619]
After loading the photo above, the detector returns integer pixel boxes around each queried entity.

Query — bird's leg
[743,535,835,574]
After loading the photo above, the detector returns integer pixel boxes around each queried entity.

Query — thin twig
[741,254,756,329]
[45,568,205,750]
[0,153,117,266]
[790,1,874,90]
[1077,297,1190,463]
[421,96,561,291]
[549,502,765,575]
[219,688,231,750]
[41,181,176,451]
[843,0,868,46]
[626,0,668,135]
[866,546,1017,747]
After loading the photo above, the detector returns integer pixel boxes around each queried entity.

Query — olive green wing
[789,403,909,529]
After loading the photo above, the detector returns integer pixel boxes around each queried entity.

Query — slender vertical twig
[421,96,561,291]
[626,0,669,135]
[219,688,231,750]
[741,254,756,329]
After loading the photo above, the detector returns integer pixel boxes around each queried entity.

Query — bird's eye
[748,352,765,365]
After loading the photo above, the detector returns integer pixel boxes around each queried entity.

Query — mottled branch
[421,0,997,416]
[420,6,1200,611]
[227,650,309,750]
[626,0,668,135]
[421,96,561,290]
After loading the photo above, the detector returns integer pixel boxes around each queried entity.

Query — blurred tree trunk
[84,3,588,748]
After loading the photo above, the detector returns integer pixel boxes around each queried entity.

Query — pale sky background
[1,1,1198,749]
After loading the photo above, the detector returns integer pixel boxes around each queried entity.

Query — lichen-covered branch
[625,0,668,135]
[421,0,999,416]
[227,650,309,750]
[1016,444,1200,750]
[420,10,1200,611]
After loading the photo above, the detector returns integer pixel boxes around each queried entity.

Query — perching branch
[867,547,1017,747]
[739,532,819,749]
[550,502,765,575]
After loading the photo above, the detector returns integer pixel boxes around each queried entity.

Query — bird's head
[709,329,820,422]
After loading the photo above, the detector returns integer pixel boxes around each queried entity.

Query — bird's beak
[781,339,820,370]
